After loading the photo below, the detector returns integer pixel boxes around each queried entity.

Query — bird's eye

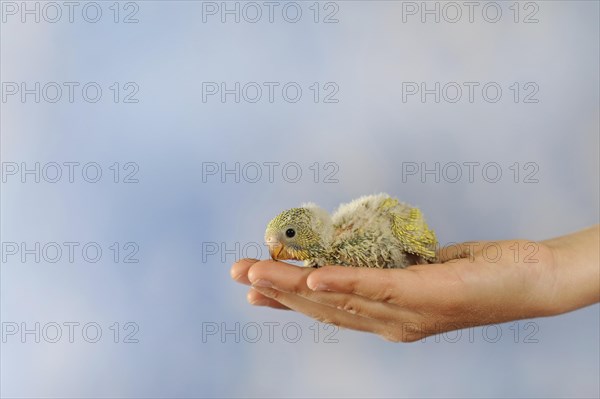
[285,228,295,238]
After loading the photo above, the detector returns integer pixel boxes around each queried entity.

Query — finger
[230,258,260,285]
[251,286,397,339]
[247,288,290,310]
[306,264,468,309]
[306,266,404,302]
[247,260,417,322]
[294,289,419,322]
[247,259,311,289]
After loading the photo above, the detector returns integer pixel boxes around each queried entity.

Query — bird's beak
[268,242,284,260]
[266,237,293,260]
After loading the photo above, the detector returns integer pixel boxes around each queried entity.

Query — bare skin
[230,225,599,342]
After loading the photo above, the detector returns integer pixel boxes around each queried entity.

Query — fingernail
[308,281,328,291]
[252,286,275,298]
[250,298,270,306]
[252,279,273,288]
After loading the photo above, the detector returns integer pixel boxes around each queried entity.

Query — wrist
[541,226,600,315]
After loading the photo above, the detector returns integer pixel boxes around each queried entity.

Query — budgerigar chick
[264,193,438,268]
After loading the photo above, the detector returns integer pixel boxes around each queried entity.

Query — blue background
[1,1,599,397]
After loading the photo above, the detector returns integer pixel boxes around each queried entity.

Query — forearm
[542,225,600,314]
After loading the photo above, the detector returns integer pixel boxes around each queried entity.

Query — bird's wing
[379,198,438,261]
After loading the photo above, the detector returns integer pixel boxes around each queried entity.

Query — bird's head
[264,203,332,262]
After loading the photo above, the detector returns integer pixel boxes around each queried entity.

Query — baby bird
[264,193,438,268]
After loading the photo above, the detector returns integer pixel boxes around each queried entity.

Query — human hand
[231,227,599,342]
